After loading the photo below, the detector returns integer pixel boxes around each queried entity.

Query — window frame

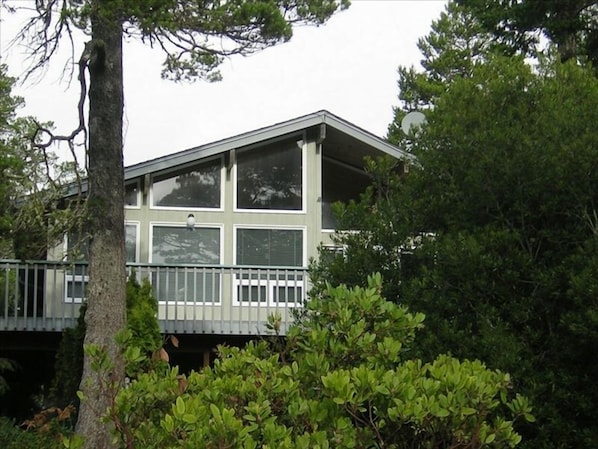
[321,242,347,258]
[232,225,306,307]
[233,225,307,267]
[233,134,307,214]
[124,180,141,209]
[149,155,225,212]
[149,222,224,305]
[125,221,140,263]
[64,272,88,304]
[232,275,304,307]
[321,155,372,231]
[149,222,224,265]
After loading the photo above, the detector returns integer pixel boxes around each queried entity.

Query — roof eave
[124,110,412,181]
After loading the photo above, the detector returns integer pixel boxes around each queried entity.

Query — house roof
[123,110,412,181]
[63,110,410,197]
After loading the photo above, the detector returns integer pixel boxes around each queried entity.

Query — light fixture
[186,213,196,231]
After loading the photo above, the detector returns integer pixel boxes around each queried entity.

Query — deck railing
[0,260,307,335]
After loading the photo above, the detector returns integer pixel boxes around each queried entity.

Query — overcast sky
[1,0,447,165]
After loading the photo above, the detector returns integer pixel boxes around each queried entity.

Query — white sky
[0,0,447,166]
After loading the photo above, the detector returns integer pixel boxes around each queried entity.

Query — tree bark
[75,2,126,448]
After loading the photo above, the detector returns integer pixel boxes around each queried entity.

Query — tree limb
[31,40,93,193]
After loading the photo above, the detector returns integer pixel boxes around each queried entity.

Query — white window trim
[233,133,307,214]
[232,276,304,307]
[63,274,87,304]
[149,222,224,264]
[321,243,347,257]
[149,155,225,212]
[124,179,141,209]
[125,221,140,263]
[233,224,307,267]
[149,222,224,305]
[232,225,306,307]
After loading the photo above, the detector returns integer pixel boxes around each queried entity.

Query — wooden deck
[0,260,307,335]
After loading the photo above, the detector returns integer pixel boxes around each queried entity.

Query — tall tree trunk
[75,2,125,448]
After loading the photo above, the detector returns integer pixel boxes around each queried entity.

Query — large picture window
[236,138,303,211]
[236,228,303,267]
[151,225,221,303]
[322,156,371,229]
[152,158,222,209]
[234,227,304,306]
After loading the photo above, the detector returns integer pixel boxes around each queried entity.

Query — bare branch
[30,39,90,194]
[8,0,79,84]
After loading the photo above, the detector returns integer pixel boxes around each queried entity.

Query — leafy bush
[109,274,533,449]
[126,271,162,357]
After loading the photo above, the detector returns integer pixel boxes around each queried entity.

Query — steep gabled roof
[124,110,412,181]
[63,110,410,197]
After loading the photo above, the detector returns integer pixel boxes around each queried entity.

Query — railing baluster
[161,266,168,332]
[200,267,206,333]
[195,266,199,333]
[248,267,253,334]
[173,266,179,331]
[49,262,55,331]
[22,265,29,330]
[32,264,39,329]
[182,266,188,332]
[2,263,9,330]
[12,263,19,330]
[229,267,236,334]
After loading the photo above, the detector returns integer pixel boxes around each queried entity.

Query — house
[0,110,411,339]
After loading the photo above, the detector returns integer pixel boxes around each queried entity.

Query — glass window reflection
[152,226,220,264]
[152,159,221,208]
[237,139,302,210]
[236,228,303,267]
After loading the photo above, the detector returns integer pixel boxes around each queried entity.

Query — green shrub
[49,304,86,408]
[109,274,534,449]
[126,271,162,357]
[0,416,63,449]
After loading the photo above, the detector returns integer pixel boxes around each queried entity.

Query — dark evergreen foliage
[49,304,86,409]
[311,58,598,449]
[456,0,598,64]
